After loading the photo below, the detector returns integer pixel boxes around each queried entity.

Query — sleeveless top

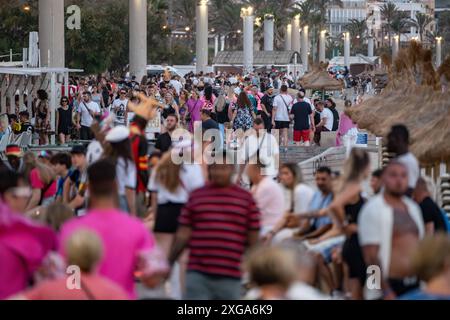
[344,194,365,224]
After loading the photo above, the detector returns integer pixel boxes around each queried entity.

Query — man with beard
[359,161,424,300]
[155,114,179,154]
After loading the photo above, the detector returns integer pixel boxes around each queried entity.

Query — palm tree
[380,1,399,47]
[390,11,409,41]
[345,18,367,54]
[410,12,434,43]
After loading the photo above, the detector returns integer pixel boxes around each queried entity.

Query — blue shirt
[308,192,333,229]
[399,289,450,300]
[56,169,73,197]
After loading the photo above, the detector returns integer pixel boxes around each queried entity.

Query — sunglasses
[120,92,126,95]
[62,100,69,103]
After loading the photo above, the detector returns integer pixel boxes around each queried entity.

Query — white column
[285,24,292,51]
[344,32,350,69]
[291,15,300,53]
[319,30,326,62]
[368,37,374,57]
[392,35,399,59]
[241,7,254,74]
[39,0,65,67]
[436,37,442,67]
[214,35,219,56]
[264,14,274,51]
[50,72,56,144]
[129,0,147,82]
[196,0,209,73]
[220,35,225,51]
[301,26,309,72]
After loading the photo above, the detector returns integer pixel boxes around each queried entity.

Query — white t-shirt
[79,101,100,127]
[282,183,315,213]
[148,164,205,204]
[397,152,420,189]
[251,177,285,230]
[112,98,128,124]
[169,80,183,95]
[273,94,293,121]
[320,108,334,131]
[116,157,137,196]
[239,132,280,178]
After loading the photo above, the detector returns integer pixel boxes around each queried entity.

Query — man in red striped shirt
[169,151,261,300]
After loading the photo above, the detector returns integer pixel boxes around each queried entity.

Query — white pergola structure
[0,67,82,144]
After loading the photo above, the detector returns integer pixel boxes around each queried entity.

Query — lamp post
[241,6,254,74]
[264,14,274,51]
[436,36,442,67]
[39,0,65,67]
[129,0,147,82]
[319,30,326,62]
[291,15,300,53]
[344,32,350,69]
[301,25,309,72]
[367,36,374,57]
[196,0,209,73]
[285,24,292,51]
[392,35,399,59]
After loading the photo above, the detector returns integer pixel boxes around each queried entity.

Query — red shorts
[293,129,310,142]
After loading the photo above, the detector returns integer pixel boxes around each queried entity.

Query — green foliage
[0,0,38,58]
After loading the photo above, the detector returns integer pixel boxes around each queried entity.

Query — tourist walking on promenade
[336,100,357,146]
[290,91,315,146]
[272,85,293,147]
[56,96,73,144]
[230,91,255,132]
[168,151,261,300]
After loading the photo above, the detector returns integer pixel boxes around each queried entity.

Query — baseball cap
[70,145,86,155]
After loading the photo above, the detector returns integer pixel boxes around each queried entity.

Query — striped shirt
[179,183,261,279]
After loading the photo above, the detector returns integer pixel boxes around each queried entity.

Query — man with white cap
[105,126,137,215]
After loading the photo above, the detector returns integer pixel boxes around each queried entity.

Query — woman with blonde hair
[148,149,205,299]
[11,229,128,300]
[335,100,357,147]
[24,151,57,211]
[244,246,297,300]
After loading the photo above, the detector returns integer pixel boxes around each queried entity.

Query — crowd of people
[1,68,449,301]
[1,68,364,150]
[1,73,449,301]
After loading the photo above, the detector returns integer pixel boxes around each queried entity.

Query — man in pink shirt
[59,159,168,299]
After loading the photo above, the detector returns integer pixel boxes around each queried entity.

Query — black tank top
[344,195,365,224]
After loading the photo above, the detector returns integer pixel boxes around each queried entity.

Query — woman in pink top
[336,100,357,146]
[186,90,204,133]
[12,229,128,300]
[23,152,57,211]
[0,167,56,299]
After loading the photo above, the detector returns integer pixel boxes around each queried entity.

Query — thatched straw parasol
[348,42,450,164]
[300,71,343,91]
